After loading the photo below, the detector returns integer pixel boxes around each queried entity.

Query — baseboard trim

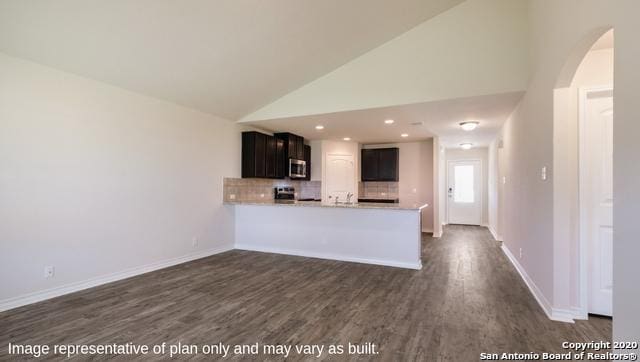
[421,228,434,233]
[236,244,422,270]
[0,244,233,313]
[500,244,575,323]
[433,224,444,238]
[488,226,502,241]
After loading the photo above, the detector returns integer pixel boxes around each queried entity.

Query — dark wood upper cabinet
[361,147,399,181]
[361,149,379,181]
[377,148,399,181]
[275,132,305,160]
[242,131,267,178]
[303,144,311,181]
[297,135,305,160]
[243,132,292,179]
[265,135,277,178]
[275,138,285,178]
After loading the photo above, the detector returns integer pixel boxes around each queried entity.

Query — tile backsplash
[224,178,321,202]
[358,181,399,199]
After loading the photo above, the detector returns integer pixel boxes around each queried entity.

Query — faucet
[346,192,354,204]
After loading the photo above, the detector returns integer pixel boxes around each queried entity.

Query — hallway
[0,226,610,360]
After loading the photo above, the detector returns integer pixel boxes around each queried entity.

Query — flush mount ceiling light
[315,125,324,130]
[400,133,409,138]
[459,121,479,131]
[384,119,395,124]
[343,137,351,141]
[460,143,473,150]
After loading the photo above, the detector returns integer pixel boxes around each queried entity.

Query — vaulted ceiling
[0,0,464,120]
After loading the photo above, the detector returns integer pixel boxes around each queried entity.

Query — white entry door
[325,154,355,202]
[581,87,613,316]
[447,160,482,225]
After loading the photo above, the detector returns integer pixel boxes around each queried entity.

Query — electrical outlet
[191,237,198,248]
[541,166,547,181]
[260,193,265,198]
[502,176,506,185]
[229,194,236,200]
[44,266,55,279]
[519,248,523,259]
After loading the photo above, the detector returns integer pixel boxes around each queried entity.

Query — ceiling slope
[245,91,524,146]
[241,0,530,122]
[0,0,464,120]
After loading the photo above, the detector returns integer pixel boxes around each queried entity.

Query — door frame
[446,158,483,225]
[578,85,613,319]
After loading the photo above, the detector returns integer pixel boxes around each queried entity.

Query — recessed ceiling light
[460,121,479,131]
[343,137,351,141]
[460,143,473,150]
[401,133,409,138]
[384,119,395,124]
[315,125,324,130]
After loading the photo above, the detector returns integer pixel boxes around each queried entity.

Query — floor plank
[0,225,611,360]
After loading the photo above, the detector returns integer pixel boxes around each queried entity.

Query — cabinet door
[265,135,277,178]
[378,148,399,181]
[361,149,379,181]
[303,145,311,180]
[297,136,305,160]
[287,136,297,160]
[275,139,285,178]
[241,132,254,178]
[254,132,267,178]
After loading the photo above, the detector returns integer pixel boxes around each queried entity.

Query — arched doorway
[553,28,614,320]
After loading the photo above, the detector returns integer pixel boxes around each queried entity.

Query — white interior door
[325,154,355,202]
[582,88,613,316]
[447,160,481,225]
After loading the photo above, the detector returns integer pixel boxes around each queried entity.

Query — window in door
[454,165,475,203]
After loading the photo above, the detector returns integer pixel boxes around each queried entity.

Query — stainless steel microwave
[289,158,306,179]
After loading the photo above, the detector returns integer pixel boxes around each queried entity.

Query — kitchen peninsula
[225,200,428,269]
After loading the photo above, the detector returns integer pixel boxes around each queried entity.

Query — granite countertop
[224,200,429,211]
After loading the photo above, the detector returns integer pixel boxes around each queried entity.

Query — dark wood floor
[1,225,611,361]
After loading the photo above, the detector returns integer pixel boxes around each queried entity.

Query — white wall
[493,0,639,341]
[362,140,434,232]
[0,53,242,308]
[309,140,323,182]
[241,0,529,121]
[444,147,489,226]
[436,139,446,237]
[487,139,499,239]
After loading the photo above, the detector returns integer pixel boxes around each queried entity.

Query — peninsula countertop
[224,200,429,211]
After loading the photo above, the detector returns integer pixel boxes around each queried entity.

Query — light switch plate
[541,166,547,181]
